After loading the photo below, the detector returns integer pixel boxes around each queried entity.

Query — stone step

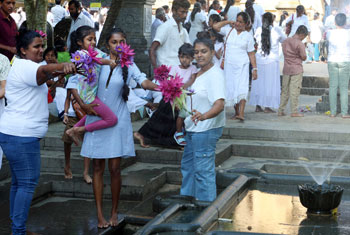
[38,150,136,174]
[231,139,350,163]
[222,121,350,145]
[134,139,232,166]
[0,162,178,204]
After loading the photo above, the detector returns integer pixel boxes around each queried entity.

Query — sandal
[174,132,186,146]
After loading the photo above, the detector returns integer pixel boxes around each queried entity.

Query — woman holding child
[72,28,158,228]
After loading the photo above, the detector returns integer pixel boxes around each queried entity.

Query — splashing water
[298,151,349,185]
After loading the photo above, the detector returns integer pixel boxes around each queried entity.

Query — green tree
[97,0,124,48]
[23,0,48,32]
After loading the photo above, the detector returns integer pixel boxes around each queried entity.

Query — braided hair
[261,12,273,56]
[106,28,129,102]
[191,2,201,22]
[245,0,255,27]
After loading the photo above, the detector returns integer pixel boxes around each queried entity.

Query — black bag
[183,22,191,33]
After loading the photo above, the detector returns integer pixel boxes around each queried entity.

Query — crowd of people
[0,0,349,233]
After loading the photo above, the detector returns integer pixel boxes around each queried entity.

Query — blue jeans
[0,133,41,235]
[180,127,223,202]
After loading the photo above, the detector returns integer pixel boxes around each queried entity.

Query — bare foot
[133,132,150,148]
[342,115,350,119]
[291,113,304,117]
[255,105,264,112]
[236,115,245,121]
[66,128,80,146]
[83,174,92,184]
[264,107,276,113]
[330,114,336,118]
[278,112,286,116]
[64,167,73,179]
[230,115,238,120]
[97,217,110,229]
[109,213,119,227]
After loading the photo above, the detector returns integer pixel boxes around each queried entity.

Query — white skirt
[224,62,249,106]
[249,60,280,109]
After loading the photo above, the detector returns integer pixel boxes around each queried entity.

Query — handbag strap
[222,27,234,62]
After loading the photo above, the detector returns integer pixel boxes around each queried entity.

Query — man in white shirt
[51,0,67,27]
[151,8,166,42]
[67,0,94,49]
[150,0,191,67]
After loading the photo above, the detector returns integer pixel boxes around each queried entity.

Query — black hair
[261,12,273,56]
[279,14,286,26]
[295,25,308,35]
[162,5,169,11]
[209,14,221,24]
[296,5,305,14]
[208,0,219,12]
[223,0,235,16]
[237,11,250,25]
[178,43,194,57]
[245,0,255,26]
[208,28,224,43]
[55,0,61,5]
[69,25,95,54]
[94,21,99,31]
[335,13,346,27]
[172,0,190,11]
[16,29,42,58]
[68,0,81,9]
[43,47,58,60]
[314,12,320,20]
[193,37,214,51]
[54,39,67,52]
[106,28,129,102]
[196,31,210,40]
[191,2,201,22]
[199,0,206,7]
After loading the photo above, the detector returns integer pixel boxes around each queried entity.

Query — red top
[0,10,17,61]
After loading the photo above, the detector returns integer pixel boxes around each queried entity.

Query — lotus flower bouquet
[115,42,135,68]
[106,42,135,88]
[71,45,102,86]
[154,65,194,117]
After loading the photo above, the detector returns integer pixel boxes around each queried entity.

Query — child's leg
[74,115,87,128]
[176,117,185,133]
[85,97,118,132]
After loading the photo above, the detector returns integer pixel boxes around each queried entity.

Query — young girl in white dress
[249,12,286,112]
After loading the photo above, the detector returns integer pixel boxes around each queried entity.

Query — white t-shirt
[154,17,190,67]
[184,65,226,132]
[227,6,241,22]
[0,58,49,138]
[310,20,324,43]
[51,4,67,27]
[325,15,336,30]
[253,3,264,17]
[285,14,310,37]
[327,29,350,62]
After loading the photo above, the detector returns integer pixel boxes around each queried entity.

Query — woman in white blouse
[214,12,257,121]
[285,5,310,37]
[189,2,207,44]
[249,12,287,112]
[223,0,241,22]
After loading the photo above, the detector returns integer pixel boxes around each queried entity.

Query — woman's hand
[82,103,99,116]
[191,109,206,125]
[62,63,76,75]
[252,70,258,80]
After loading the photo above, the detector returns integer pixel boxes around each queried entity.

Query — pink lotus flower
[86,45,102,64]
[154,65,171,82]
[115,42,135,68]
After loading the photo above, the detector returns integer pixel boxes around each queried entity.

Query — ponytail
[121,66,129,102]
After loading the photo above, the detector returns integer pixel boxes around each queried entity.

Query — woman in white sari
[214,12,257,121]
